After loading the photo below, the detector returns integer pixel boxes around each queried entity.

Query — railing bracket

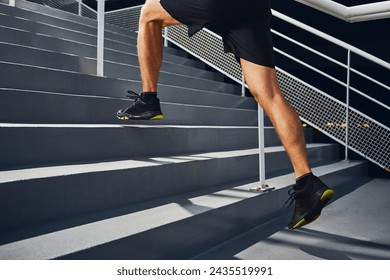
[250,185,275,193]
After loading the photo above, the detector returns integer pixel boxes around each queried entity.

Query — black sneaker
[284,173,334,230]
[117,91,164,120]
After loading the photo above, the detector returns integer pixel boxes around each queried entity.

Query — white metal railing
[11,1,390,175]
[270,10,389,167]
[96,0,104,77]
[296,0,390,22]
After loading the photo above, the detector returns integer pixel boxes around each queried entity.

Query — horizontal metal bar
[272,28,390,95]
[350,86,390,111]
[271,28,347,69]
[350,67,390,91]
[272,9,390,70]
[274,47,348,88]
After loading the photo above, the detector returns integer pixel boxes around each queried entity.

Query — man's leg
[240,59,334,229]
[117,0,180,120]
[138,0,181,92]
[240,58,311,179]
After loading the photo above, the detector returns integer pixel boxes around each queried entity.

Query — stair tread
[0,87,256,111]
[0,160,363,260]
[0,42,233,90]
[0,61,244,98]
[195,178,390,260]
[0,27,202,69]
[0,144,334,183]
[0,1,138,39]
[0,25,208,73]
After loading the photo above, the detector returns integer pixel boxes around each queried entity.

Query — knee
[251,88,288,111]
[251,88,278,103]
[139,1,160,26]
[139,5,153,25]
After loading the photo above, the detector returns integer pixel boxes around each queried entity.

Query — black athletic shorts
[160,0,275,68]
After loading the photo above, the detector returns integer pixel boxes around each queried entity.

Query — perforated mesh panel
[348,109,390,169]
[42,0,78,14]
[277,70,346,141]
[105,6,142,31]
[41,0,96,19]
[80,4,97,20]
[277,69,389,169]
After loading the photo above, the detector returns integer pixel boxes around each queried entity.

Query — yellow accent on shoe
[320,189,334,201]
[291,214,321,230]
[151,114,164,120]
[292,219,307,230]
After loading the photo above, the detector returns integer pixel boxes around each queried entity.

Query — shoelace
[126,90,141,101]
[123,90,143,111]
[283,187,296,207]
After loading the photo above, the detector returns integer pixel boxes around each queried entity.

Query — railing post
[97,0,105,77]
[241,74,245,97]
[9,0,15,6]
[344,49,351,161]
[78,1,82,16]
[258,105,266,188]
[164,27,169,47]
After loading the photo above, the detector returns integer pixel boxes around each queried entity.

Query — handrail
[296,0,390,22]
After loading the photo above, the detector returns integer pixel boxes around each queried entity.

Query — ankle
[295,172,314,189]
[141,92,157,102]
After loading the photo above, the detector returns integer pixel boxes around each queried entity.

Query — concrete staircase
[0,1,367,259]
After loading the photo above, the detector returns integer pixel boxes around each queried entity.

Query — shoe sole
[117,113,164,121]
[290,188,334,230]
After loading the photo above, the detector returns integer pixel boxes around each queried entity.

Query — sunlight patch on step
[0,149,260,183]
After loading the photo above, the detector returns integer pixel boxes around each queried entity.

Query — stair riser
[0,126,260,169]
[0,39,236,93]
[0,1,138,40]
[0,144,338,232]
[57,162,367,259]
[0,62,256,109]
[104,63,237,93]
[0,13,138,47]
[0,90,257,126]
[0,42,225,82]
[0,26,209,71]
[0,12,193,61]
[0,155,259,232]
